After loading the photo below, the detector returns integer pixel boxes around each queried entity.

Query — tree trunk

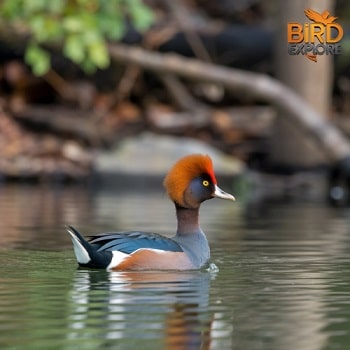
[272,0,334,167]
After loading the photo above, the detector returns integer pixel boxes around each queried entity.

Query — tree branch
[163,0,212,63]
[108,43,350,162]
[159,73,205,111]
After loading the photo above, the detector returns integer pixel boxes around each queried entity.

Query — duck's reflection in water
[68,269,217,349]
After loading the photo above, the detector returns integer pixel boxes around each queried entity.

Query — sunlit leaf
[47,0,66,14]
[45,17,63,40]
[25,44,50,76]
[82,30,101,44]
[24,0,47,14]
[128,0,154,30]
[88,40,110,68]
[63,16,83,32]
[64,34,86,64]
[29,15,62,42]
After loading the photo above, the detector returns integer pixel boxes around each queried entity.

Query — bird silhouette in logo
[304,9,337,25]
[303,9,338,62]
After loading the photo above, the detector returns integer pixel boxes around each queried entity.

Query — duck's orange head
[163,154,235,209]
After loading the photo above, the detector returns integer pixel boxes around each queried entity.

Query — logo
[287,8,343,62]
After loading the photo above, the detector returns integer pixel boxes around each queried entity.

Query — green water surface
[0,184,350,349]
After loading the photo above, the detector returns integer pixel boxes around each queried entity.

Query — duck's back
[89,231,184,254]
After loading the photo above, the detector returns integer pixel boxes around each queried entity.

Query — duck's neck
[175,204,200,235]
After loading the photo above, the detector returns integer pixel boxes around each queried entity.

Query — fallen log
[12,106,111,145]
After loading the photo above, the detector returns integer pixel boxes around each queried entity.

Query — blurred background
[2,2,350,350]
[0,0,350,204]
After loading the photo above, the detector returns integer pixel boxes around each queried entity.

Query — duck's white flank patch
[107,250,129,270]
[67,230,91,264]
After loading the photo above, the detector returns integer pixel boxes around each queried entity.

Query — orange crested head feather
[163,154,217,205]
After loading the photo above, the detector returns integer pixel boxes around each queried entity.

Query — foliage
[0,0,154,75]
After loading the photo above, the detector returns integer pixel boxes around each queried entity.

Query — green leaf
[88,40,110,69]
[1,0,23,19]
[128,0,154,31]
[99,13,125,40]
[23,0,47,14]
[64,34,86,64]
[81,59,96,74]
[47,0,65,14]
[0,0,155,75]
[29,15,47,41]
[45,17,63,41]
[82,29,101,45]
[25,44,50,76]
[63,16,83,32]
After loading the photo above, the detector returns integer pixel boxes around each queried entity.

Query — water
[1,183,350,349]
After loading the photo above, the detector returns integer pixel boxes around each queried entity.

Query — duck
[67,154,235,271]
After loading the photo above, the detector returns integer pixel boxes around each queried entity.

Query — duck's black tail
[66,226,112,268]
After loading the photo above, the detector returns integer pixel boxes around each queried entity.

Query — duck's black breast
[88,231,184,254]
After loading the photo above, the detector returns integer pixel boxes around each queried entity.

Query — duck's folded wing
[89,231,183,254]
